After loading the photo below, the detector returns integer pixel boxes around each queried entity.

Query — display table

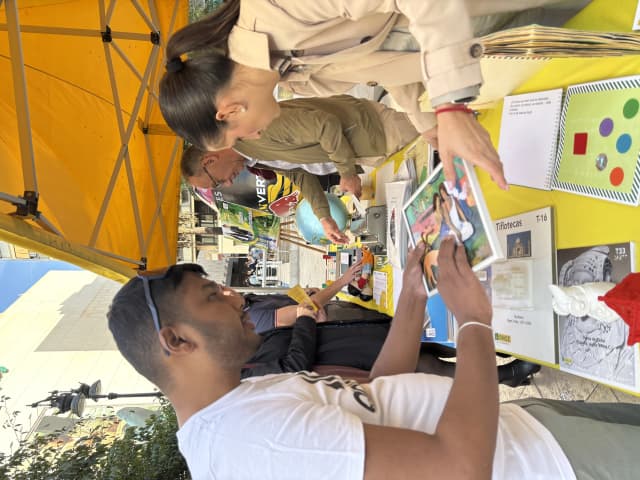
[333,0,640,395]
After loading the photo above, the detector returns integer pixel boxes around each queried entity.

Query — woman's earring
[239,106,247,113]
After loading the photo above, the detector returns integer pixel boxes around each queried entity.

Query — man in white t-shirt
[108,238,640,480]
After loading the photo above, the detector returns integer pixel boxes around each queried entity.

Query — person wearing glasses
[182,146,350,244]
[108,237,640,480]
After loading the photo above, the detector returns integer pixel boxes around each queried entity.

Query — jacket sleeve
[280,169,331,220]
[267,107,359,178]
[385,83,437,133]
[241,316,317,378]
[272,0,482,103]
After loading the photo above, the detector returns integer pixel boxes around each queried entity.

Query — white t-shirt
[177,372,576,480]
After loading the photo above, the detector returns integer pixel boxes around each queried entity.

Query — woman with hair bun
[159,0,588,189]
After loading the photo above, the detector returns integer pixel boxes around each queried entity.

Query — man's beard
[197,322,261,369]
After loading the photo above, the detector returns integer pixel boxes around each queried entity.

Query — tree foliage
[0,400,190,480]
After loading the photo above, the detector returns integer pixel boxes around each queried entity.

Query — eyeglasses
[202,163,223,189]
[138,269,172,356]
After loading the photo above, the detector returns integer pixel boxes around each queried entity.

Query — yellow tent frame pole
[0,214,133,283]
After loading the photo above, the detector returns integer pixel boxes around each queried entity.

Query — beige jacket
[228,0,565,132]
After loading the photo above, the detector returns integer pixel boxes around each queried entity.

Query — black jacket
[241,317,391,379]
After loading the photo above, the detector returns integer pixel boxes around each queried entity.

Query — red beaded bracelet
[434,105,475,115]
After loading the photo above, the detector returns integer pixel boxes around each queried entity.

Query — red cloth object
[598,273,640,346]
[246,166,277,181]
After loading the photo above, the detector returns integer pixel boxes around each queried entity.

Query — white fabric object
[549,282,619,322]
[244,155,337,175]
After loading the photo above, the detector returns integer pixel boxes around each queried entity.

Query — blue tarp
[0,260,80,313]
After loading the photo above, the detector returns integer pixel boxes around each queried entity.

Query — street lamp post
[28,380,163,417]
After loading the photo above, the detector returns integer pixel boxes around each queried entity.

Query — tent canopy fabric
[0,0,188,282]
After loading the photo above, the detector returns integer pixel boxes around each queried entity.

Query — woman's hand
[434,108,508,190]
[304,287,320,296]
[296,302,318,320]
[338,259,363,286]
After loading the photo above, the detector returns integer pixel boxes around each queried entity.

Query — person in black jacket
[240,297,541,386]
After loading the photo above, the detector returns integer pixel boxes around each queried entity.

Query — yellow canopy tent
[0,0,188,283]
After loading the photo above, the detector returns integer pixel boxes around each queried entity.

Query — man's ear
[201,151,219,168]
[215,102,246,122]
[158,325,196,356]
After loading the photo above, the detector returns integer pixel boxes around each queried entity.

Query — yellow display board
[477,0,640,269]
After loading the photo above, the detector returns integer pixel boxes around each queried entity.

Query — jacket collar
[228,26,276,72]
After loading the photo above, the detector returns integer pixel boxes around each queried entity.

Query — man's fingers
[437,236,458,279]
[412,239,426,257]
[453,239,471,274]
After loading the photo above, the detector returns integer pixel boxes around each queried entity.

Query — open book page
[553,75,640,205]
[498,89,563,190]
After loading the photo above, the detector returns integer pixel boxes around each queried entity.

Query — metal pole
[0,24,150,40]
[5,0,38,193]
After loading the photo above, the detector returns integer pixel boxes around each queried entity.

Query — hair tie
[166,57,184,73]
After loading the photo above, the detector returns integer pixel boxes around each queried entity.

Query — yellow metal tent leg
[0,214,133,283]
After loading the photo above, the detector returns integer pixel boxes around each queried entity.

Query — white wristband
[457,321,493,337]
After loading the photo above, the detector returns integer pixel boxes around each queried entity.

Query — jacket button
[469,43,483,58]
[366,81,378,87]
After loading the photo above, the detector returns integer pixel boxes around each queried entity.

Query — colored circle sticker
[599,118,613,136]
[610,167,624,187]
[623,98,639,119]
[616,133,632,154]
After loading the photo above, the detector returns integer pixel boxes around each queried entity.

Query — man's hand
[320,217,349,244]
[436,236,491,326]
[339,174,362,198]
[402,241,427,299]
[337,259,362,287]
[434,108,508,190]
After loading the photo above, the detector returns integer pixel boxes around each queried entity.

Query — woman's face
[212,68,281,149]
[222,93,280,147]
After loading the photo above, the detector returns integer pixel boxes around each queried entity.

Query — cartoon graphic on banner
[195,170,300,217]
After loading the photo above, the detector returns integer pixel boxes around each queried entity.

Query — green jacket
[236,95,386,219]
